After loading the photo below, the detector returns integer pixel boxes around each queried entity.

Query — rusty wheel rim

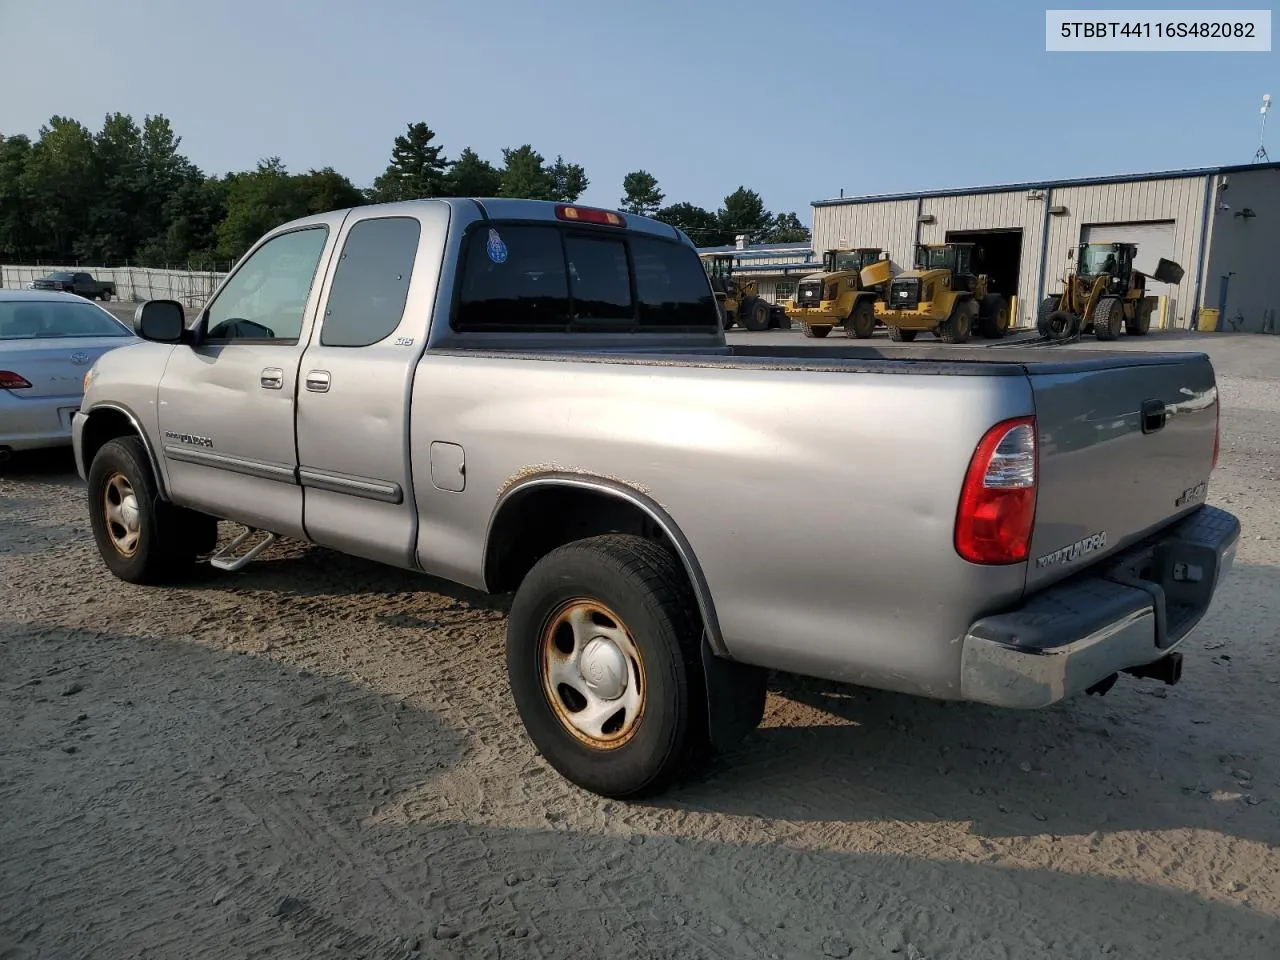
[539,599,645,750]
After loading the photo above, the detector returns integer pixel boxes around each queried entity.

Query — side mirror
[135,300,186,343]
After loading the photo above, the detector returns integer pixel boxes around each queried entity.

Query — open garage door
[944,229,1023,297]
[1082,221,1176,284]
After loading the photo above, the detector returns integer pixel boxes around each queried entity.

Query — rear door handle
[305,370,331,393]
[1141,399,1167,434]
[260,367,283,390]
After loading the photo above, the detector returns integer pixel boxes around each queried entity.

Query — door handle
[260,367,283,390]
[305,370,331,393]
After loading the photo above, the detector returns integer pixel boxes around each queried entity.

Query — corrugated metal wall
[918,191,1046,325]
[1042,175,1207,328]
[812,173,1213,330]
[810,199,918,276]
[1201,168,1280,333]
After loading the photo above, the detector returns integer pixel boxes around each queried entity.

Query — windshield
[833,252,875,272]
[1080,244,1120,276]
[0,300,132,340]
[48,272,76,282]
[917,247,954,270]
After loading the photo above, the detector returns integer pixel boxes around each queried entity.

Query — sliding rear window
[452,223,718,333]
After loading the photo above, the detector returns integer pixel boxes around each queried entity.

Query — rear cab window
[452,221,718,334]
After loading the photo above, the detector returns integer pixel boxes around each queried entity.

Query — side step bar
[208,525,277,572]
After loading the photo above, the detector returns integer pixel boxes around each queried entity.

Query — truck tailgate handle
[305,370,331,393]
[1141,398,1167,434]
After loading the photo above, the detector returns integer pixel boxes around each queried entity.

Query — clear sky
[0,0,1275,222]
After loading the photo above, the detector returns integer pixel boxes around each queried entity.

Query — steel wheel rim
[539,599,646,750]
[103,472,141,557]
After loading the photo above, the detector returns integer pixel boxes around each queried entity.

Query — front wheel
[977,294,1009,339]
[87,436,217,584]
[506,535,709,798]
[844,299,876,339]
[1093,296,1124,341]
[742,298,771,331]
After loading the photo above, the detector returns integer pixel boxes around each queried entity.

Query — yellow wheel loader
[784,248,891,339]
[1038,241,1183,342]
[874,243,1010,344]
[702,254,790,332]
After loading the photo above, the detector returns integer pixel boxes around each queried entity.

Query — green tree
[547,155,588,202]
[0,134,35,260]
[370,122,448,202]
[20,116,96,259]
[444,147,502,196]
[768,211,811,243]
[498,144,552,199]
[654,202,726,246]
[718,186,772,245]
[620,170,664,216]
[298,166,364,214]
[215,158,310,260]
[83,112,147,261]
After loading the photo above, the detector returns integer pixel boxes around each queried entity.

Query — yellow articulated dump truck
[874,242,1010,344]
[785,248,892,339]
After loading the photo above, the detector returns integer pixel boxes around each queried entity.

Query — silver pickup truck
[72,198,1240,799]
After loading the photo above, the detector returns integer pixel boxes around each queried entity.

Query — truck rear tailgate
[1025,351,1218,593]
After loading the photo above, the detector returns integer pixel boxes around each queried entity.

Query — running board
[208,525,277,572]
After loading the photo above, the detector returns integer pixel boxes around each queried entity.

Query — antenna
[1257,93,1272,162]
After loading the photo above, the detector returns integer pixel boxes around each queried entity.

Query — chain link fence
[0,263,229,309]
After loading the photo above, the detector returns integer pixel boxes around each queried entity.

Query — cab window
[320,217,421,347]
[204,227,329,343]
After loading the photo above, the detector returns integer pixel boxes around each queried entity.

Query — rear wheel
[1126,298,1153,336]
[887,325,916,342]
[87,436,217,584]
[802,324,832,339]
[742,298,770,331]
[844,299,876,339]
[937,302,973,344]
[1093,296,1124,341]
[977,294,1009,339]
[506,534,709,799]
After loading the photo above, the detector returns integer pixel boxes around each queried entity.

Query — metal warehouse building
[810,161,1280,333]
[695,239,818,305]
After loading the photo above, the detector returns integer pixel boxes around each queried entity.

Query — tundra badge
[1175,480,1208,508]
[1035,531,1108,569]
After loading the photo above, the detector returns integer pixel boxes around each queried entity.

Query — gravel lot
[2,329,1278,959]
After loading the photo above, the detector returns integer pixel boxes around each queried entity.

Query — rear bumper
[0,391,83,452]
[960,504,1240,709]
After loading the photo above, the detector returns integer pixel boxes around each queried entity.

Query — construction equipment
[784,248,892,339]
[1038,242,1183,342]
[874,243,1010,344]
[702,253,790,331]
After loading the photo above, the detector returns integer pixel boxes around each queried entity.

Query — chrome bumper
[960,505,1240,709]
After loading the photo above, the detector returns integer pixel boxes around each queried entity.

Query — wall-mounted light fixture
[1048,205,1068,216]
[917,214,936,224]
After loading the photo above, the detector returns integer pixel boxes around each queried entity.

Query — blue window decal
[486,228,508,264]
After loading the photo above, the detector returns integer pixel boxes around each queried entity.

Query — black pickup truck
[30,271,117,301]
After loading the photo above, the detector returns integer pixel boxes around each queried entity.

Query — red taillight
[955,416,1038,565]
[0,370,32,389]
[555,204,626,227]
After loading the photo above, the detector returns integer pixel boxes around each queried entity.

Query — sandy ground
[1,330,1278,959]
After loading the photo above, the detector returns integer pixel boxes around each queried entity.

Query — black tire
[844,299,876,339]
[721,311,735,331]
[1037,296,1061,336]
[1043,309,1079,340]
[100,290,112,302]
[1093,297,1123,341]
[1126,299,1153,336]
[87,436,217,584]
[506,534,709,799]
[887,325,916,342]
[742,298,770,331]
[802,324,832,338]
[937,302,973,343]
[977,294,1009,339]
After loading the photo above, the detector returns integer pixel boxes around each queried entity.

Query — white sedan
[0,289,140,461]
